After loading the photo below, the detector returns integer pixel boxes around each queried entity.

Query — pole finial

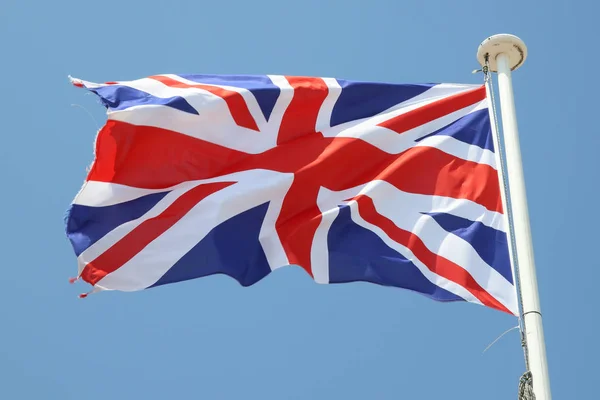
[477,34,527,72]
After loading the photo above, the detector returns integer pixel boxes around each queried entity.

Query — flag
[66,73,517,314]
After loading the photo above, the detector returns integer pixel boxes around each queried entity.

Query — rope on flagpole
[483,55,535,400]
[519,372,536,400]
[484,55,529,364]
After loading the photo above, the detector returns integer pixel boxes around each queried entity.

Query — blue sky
[1,0,596,398]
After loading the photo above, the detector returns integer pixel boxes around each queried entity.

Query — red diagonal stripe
[149,75,259,131]
[81,181,235,286]
[379,86,486,134]
[277,77,329,145]
[354,195,511,314]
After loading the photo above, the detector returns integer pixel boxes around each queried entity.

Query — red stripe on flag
[87,120,248,189]
[376,146,503,213]
[81,181,235,286]
[277,77,329,145]
[149,75,260,131]
[354,195,511,314]
[379,86,486,134]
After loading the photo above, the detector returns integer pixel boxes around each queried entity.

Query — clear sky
[1,0,596,398]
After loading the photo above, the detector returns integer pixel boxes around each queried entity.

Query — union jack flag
[66,73,517,314]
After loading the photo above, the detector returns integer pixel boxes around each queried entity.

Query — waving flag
[66,73,517,314]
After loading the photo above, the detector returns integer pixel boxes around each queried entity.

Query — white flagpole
[477,34,552,399]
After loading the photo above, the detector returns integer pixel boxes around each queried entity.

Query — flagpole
[477,34,552,399]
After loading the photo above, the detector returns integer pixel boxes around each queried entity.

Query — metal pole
[477,34,552,400]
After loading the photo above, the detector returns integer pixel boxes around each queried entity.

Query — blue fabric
[327,206,463,302]
[66,191,169,256]
[151,202,272,288]
[90,85,199,115]
[331,80,435,127]
[415,108,494,151]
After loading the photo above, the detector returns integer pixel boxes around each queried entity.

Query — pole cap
[477,34,527,72]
